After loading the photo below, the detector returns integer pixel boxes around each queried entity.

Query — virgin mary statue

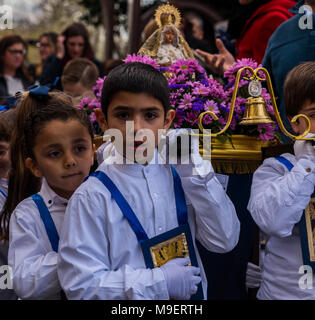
[138,3,194,67]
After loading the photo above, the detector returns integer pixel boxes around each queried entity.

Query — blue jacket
[262,0,315,140]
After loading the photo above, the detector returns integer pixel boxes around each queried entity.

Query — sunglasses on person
[7,49,26,55]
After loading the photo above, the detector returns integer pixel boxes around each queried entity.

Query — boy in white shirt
[58,62,240,300]
[248,62,315,299]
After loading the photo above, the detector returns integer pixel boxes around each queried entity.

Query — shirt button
[306,168,312,173]
[48,200,52,204]
[153,192,159,199]
[158,227,162,231]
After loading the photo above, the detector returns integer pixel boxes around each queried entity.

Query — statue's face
[164,29,175,44]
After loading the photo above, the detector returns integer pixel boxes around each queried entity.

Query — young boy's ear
[163,109,175,131]
[25,158,43,178]
[288,116,301,135]
[91,143,96,165]
[95,108,108,132]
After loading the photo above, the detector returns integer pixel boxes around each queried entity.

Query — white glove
[159,129,212,178]
[294,133,315,160]
[245,262,262,289]
[160,257,201,300]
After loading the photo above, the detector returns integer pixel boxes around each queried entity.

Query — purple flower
[192,83,210,96]
[89,112,97,123]
[204,100,219,114]
[258,124,275,142]
[202,114,213,125]
[184,111,199,126]
[224,58,260,82]
[178,93,193,110]
[192,101,204,113]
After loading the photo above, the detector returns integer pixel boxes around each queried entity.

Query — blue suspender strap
[89,171,149,243]
[275,156,294,172]
[89,167,189,242]
[31,194,59,253]
[170,167,188,225]
[0,188,7,198]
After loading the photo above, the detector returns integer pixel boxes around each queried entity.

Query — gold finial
[155,2,181,28]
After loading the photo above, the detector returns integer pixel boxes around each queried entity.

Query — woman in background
[30,32,58,82]
[40,22,103,87]
[0,35,33,104]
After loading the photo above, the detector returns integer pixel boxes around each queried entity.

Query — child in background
[0,109,17,300]
[248,62,315,299]
[61,58,99,103]
[0,113,12,209]
[8,103,95,299]
[58,62,240,300]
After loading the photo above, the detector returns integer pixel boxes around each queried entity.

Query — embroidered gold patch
[150,233,189,267]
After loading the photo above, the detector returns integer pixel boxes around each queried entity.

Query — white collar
[99,143,164,177]
[39,178,68,209]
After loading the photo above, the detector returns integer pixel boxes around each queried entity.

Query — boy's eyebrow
[44,138,90,149]
[0,144,8,149]
[302,107,315,113]
[112,106,162,112]
[72,138,90,144]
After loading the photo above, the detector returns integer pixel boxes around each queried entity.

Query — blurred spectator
[0,35,33,104]
[61,58,99,104]
[29,32,58,81]
[40,22,103,87]
[197,0,295,75]
[103,59,123,75]
[183,12,215,53]
[263,0,315,138]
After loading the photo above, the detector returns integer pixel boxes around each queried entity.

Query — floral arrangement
[168,57,279,143]
[78,54,280,143]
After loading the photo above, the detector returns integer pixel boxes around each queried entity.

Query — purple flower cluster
[78,54,279,143]
[168,57,279,142]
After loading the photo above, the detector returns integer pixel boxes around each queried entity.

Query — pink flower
[179,93,193,110]
[89,112,97,123]
[202,114,214,125]
[93,76,106,97]
[123,53,159,69]
[184,111,199,127]
[257,124,275,142]
[204,100,219,114]
[192,83,210,96]
[224,58,260,82]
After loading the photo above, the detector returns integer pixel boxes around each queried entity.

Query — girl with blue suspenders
[7,102,94,299]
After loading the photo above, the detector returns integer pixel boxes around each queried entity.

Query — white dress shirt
[0,178,8,212]
[248,153,315,299]
[8,179,68,300]
[58,145,240,300]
